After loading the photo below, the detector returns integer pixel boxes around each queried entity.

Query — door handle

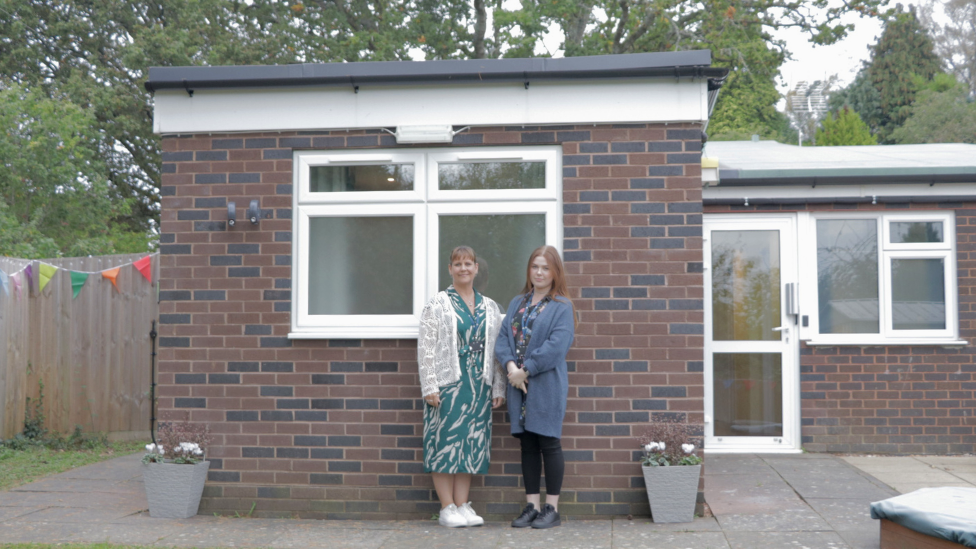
[772,326,790,343]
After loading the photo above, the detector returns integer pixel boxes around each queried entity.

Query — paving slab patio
[0,451,968,548]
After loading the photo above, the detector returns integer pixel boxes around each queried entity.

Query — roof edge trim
[145,51,730,93]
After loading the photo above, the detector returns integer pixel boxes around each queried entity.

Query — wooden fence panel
[0,253,158,440]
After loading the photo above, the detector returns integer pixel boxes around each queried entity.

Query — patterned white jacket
[418,289,506,399]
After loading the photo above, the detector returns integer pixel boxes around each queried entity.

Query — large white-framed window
[291,146,562,339]
[797,211,961,345]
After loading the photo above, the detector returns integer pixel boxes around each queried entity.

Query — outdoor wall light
[393,125,458,144]
[248,200,260,224]
[226,200,260,226]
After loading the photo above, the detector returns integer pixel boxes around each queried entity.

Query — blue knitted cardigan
[495,294,575,439]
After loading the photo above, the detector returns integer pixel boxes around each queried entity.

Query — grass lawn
[0,440,145,492]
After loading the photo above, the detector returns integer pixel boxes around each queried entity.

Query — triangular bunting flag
[11,272,22,299]
[70,271,89,299]
[0,270,7,296]
[24,263,33,294]
[133,255,152,283]
[38,263,58,293]
[102,267,120,293]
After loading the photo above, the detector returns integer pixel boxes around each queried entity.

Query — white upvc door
[703,214,801,453]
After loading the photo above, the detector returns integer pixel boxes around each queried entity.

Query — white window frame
[295,150,426,204]
[797,211,962,345]
[291,146,562,339]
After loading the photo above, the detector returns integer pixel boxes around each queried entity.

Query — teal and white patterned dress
[423,288,493,474]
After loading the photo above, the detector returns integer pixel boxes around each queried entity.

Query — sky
[774,14,885,94]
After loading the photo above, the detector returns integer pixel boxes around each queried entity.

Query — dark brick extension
[158,124,705,519]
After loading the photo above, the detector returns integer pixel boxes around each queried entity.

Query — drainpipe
[149,319,157,444]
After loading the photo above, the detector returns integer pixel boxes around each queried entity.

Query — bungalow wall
[157,123,706,519]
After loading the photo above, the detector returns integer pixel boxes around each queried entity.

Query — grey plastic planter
[142,461,210,518]
[642,464,701,523]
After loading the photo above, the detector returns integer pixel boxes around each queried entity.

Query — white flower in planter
[682,443,695,454]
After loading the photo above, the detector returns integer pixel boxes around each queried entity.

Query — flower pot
[142,460,210,518]
[642,464,701,523]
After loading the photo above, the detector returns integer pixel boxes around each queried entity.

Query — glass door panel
[711,231,781,341]
[713,353,783,437]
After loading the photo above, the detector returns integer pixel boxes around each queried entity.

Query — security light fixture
[248,200,260,224]
[393,125,457,144]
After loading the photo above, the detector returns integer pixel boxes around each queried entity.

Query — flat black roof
[145,51,728,92]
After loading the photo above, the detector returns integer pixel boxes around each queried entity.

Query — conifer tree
[866,6,941,142]
[815,107,878,146]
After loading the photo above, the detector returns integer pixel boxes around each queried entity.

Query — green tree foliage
[0,84,152,258]
[890,74,976,143]
[0,0,415,243]
[920,0,976,97]
[0,0,887,249]
[815,107,878,146]
[708,70,794,142]
[865,6,942,142]
[829,69,884,135]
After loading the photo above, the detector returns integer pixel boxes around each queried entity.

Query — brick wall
[703,202,976,454]
[158,124,706,519]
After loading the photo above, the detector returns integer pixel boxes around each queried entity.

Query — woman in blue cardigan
[495,245,575,529]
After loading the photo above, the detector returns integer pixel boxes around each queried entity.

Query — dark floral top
[511,292,551,369]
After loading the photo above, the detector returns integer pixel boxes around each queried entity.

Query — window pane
[710,230,781,341]
[892,258,945,330]
[438,214,546,306]
[310,165,414,192]
[890,222,943,244]
[438,162,545,190]
[713,353,782,437]
[308,217,412,314]
[817,219,879,333]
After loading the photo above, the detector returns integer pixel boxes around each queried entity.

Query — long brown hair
[521,245,575,323]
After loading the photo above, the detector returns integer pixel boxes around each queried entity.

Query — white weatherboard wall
[152,78,709,134]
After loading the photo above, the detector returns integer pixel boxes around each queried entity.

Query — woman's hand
[492,397,505,409]
[424,393,441,408]
[508,367,528,393]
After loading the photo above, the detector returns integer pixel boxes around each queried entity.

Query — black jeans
[519,431,564,496]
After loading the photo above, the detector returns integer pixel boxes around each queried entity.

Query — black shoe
[530,503,561,529]
[511,503,539,528]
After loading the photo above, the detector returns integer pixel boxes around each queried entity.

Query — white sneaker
[458,501,484,527]
[438,504,467,528]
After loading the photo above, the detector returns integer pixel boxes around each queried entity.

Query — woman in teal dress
[418,246,505,528]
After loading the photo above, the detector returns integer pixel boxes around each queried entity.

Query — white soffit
[152,79,709,134]
[703,183,976,202]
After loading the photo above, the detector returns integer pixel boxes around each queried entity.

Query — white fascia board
[152,78,709,134]
[703,182,976,202]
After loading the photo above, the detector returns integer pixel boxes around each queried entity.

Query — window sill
[288,328,420,340]
[802,339,969,347]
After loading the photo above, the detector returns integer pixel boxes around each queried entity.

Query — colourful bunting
[133,255,152,283]
[70,271,89,299]
[102,267,121,293]
[1,254,156,300]
[11,272,22,299]
[38,263,58,293]
[24,263,33,294]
